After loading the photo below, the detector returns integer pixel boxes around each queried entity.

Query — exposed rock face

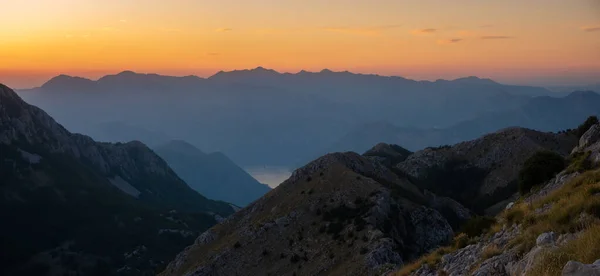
[396,127,577,212]
[572,123,600,165]
[0,84,234,275]
[562,260,600,276]
[161,153,455,276]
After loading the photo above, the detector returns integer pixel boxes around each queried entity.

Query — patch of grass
[509,169,600,255]
[453,233,470,249]
[528,223,600,276]
[394,246,453,276]
[481,244,502,260]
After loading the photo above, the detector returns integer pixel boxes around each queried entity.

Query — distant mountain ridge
[153,140,271,206]
[17,68,574,168]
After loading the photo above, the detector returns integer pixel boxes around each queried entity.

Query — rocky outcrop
[562,260,600,276]
[161,152,456,276]
[572,123,600,165]
[396,127,577,212]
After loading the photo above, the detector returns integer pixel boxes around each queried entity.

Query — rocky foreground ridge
[399,121,600,276]
[161,118,588,275]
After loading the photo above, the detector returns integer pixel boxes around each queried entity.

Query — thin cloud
[582,26,600,32]
[480,35,513,39]
[479,24,493,28]
[215,28,233,32]
[411,28,437,35]
[207,53,220,56]
[437,38,463,45]
[119,19,127,23]
[159,27,182,33]
[321,24,402,36]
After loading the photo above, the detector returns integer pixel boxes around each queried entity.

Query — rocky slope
[0,84,235,275]
[396,127,577,213]
[160,121,585,276]
[160,152,468,276]
[401,121,600,276]
[154,140,271,206]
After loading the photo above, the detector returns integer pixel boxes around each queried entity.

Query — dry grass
[481,244,502,260]
[394,246,453,276]
[394,168,600,276]
[505,169,600,255]
[528,223,600,276]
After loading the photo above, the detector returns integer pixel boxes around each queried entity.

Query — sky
[1,0,600,88]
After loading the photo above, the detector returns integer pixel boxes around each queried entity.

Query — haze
[2,0,600,89]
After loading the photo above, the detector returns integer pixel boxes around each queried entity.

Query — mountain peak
[451,76,498,85]
[41,74,95,90]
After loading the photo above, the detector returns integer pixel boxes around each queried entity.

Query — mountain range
[18,68,589,169]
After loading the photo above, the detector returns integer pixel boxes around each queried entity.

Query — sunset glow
[2,0,600,88]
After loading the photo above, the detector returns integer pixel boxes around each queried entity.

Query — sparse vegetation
[566,151,593,173]
[481,244,502,260]
[528,223,600,276]
[460,216,495,237]
[518,151,565,195]
[575,115,599,138]
[395,246,453,276]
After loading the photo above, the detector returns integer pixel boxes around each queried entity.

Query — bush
[461,216,496,237]
[566,151,593,173]
[518,151,565,195]
[575,116,598,138]
[453,233,470,249]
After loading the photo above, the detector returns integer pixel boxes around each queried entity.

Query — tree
[518,151,565,195]
[576,116,599,138]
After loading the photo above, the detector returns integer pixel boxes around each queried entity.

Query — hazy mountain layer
[17,68,557,167]
[154,140,271,206]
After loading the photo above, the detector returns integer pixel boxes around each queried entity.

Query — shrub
[518,151,565,195]
[575,116,599,138]
[505,208,525,226]
[233,241,241,248]
[453,233,470,249]
[461,216,495,237]
[566,151,592,173]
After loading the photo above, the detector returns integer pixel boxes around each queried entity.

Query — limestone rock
[562,260,600,276]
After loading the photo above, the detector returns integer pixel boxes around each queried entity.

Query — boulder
[536,232,556,247]
[562,260,600,276]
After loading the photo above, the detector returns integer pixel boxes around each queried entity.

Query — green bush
[566,151,593,173]
[518,151,565,195]
[576,116,599,138]
[460,216,495,237]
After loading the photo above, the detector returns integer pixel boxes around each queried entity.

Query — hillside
[154,140,271,206]
[159,124,581,275]
[160,152,468,276]
[0,84,235,275]
[397,120,600,276]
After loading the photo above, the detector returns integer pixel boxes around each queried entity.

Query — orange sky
[1,0,600,88]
